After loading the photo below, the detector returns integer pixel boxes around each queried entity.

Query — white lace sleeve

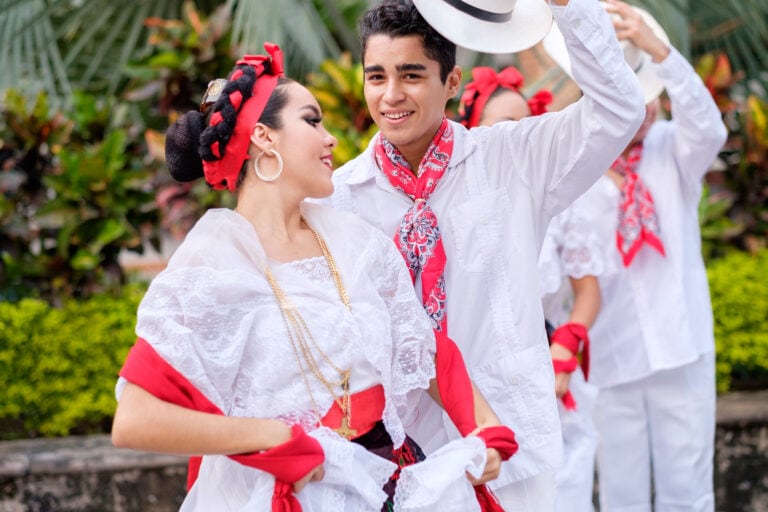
[553,200,617,280]
[363,228,437,445]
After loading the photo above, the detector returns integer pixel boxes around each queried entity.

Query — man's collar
[342,120,478,185]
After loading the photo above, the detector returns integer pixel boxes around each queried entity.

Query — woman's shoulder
[163,208,258,272]
[302,201,395,268]
[303,201,380,237]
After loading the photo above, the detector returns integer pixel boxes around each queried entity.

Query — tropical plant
[306,52,377,166]
[0,0,368,106]
[696,52,768,257]
[0,88,162,303]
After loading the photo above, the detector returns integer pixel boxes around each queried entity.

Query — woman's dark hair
[358,0,456,83]
[165,66,292,186]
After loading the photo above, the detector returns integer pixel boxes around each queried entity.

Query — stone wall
[1,390,766,511]
[714,390,768,512]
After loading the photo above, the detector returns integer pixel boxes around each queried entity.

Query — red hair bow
[459,66,552,128]
[236,42,284,76]
[203,42,285,192]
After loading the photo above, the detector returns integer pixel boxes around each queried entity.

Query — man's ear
[249,123,275,152]
[446,65,462,99]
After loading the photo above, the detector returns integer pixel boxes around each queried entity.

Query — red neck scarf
[459,66,553,128]
[613,143,666,266]
[374,119,453,332]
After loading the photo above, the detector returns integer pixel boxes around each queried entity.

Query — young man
[327,0,645,509]
[545,1,728,509]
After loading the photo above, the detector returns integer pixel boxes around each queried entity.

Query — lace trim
[274,256,333,285]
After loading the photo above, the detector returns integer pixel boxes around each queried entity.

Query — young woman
[111,44,516,512]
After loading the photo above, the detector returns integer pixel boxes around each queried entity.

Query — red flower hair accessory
[202,42,285,192]
[459,66,552,128]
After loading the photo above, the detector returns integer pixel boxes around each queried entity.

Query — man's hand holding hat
[605,0,670,63]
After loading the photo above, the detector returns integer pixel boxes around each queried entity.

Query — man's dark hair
[358,0,456,83]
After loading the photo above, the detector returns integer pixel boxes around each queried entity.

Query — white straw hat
[412,0,553,54]
[541,2,670,103]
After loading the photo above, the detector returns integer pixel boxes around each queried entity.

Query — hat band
[443,0,513,23]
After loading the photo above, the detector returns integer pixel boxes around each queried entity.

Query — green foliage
[122,1,236,122]
[695,53,768,259]
[0,285,144,439]
[709,250,768,392]
[0,88,162,303]
[122,3,236,238]
[307,53,377,167]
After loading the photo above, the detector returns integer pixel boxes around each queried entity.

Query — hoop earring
[254,149,283,182]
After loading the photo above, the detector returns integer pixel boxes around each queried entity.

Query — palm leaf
[231,0,343,80]
[0,0,71,107]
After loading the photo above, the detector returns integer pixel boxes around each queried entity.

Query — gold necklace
[263,220,357,439]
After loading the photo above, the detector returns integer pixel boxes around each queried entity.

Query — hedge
[0,285,144,439]
[708,250,768,392]
[0,251,767,439]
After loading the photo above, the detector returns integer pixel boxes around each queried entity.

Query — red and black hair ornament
[202,42,285,192]
[458,66,553,128]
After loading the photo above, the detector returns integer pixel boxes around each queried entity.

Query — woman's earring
[253,149,283,182]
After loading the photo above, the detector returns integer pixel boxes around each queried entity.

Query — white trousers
[493,470,557,512]
[594,353,716,512]
[555,369,598,512]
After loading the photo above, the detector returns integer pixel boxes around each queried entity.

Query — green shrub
[709,249,768,392]
[0,249,765,439]
[0,284,144,439]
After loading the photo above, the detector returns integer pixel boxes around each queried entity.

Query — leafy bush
[0,285,144,439]
[709,249,768,392]
[0,89,163,304]
[0,247,765,440]
[696,53,768,257]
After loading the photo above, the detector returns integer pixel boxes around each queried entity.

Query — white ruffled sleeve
[362,227,437,446]
[539,199,617,293]
[557,200,617,280]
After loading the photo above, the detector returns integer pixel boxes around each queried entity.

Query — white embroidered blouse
[117,203,489,510]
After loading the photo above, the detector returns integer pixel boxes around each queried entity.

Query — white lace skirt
[181,428,487,511]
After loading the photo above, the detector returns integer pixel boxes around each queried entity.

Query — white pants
[594,353,716,512]
[555,369,598,512]
[493,470,557,512]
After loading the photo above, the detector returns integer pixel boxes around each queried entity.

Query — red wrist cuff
[552,357,578,374]
[476,425,518,461]
[551,322,590,380]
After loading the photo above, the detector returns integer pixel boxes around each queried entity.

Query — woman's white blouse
[118,204,495,510]
[538,197,617,328]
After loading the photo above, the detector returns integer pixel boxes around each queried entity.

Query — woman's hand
[466,426,503,485]
[293,464,325,493]
[550,342,575,398]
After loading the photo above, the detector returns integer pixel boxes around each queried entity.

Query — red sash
[119,338,324,512]
[434,331,519,511]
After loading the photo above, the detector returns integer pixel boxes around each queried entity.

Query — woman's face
[263,82,338,199]
[478,89,531,126]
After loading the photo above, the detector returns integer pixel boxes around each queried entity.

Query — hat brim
[541,3,669,104]
[412,0,553,54]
